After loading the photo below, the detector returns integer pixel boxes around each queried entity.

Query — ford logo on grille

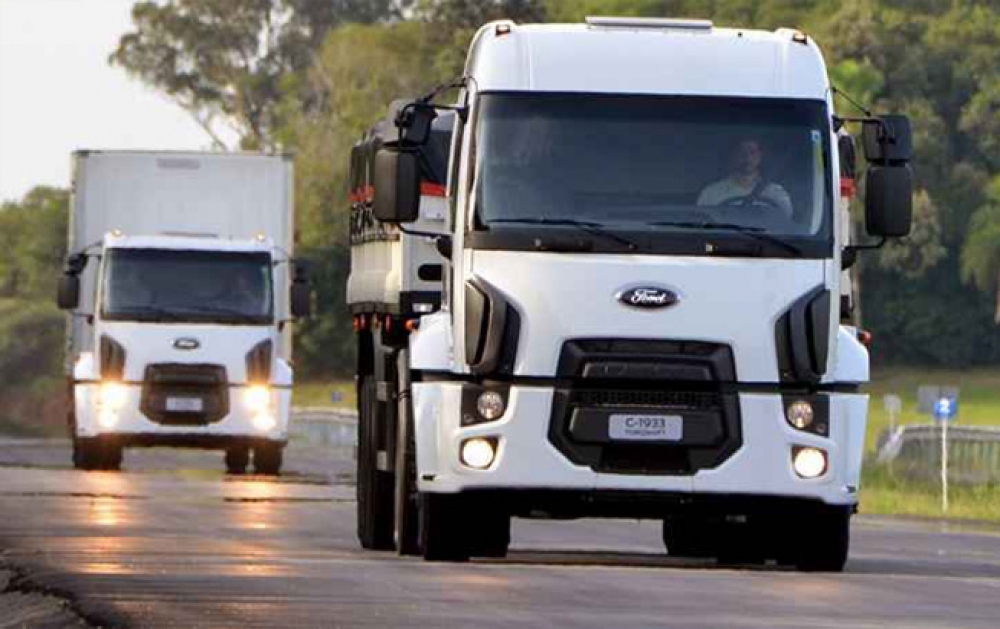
[173,338,200,350]
[617,286,679,309]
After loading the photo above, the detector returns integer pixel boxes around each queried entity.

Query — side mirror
[373,148,420,223]
[397,103,437,146]
[862,114,913,239]
[57,275,80,310]
[862,115,912,164]
[865,165,913,238]
[290,281,311,318]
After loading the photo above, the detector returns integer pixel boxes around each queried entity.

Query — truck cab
[350,18,913,571]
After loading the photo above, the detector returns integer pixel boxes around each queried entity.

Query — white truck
[58,151,309,474]
[348,18,914,571]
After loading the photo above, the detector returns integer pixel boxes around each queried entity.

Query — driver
[697,139,793,218]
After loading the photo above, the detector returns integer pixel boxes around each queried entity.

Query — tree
[962,177,1000,322]
[419,0,546,27]
[0,187,68,300]
[110,0,398,149]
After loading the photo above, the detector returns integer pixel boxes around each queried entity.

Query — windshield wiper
[488,217,639,251]
[109,307,189,322]
[645,220,802,256]
[178,305,266,319]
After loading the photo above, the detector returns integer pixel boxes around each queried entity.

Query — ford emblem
[173,338,200,350]
[617,286,679,309]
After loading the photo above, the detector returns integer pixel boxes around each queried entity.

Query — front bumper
[413,382,867,507]
[73,381,291,442]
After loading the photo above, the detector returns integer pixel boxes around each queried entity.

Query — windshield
[101,249,273,324]
[472,93,832,257]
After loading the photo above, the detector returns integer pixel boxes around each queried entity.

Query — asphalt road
[2,439,1000,628]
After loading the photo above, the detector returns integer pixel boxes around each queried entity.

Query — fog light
[460,437,496,470]
[244,385,271,413]
[476,391,506,421]
[792,446,828,479]
[99,381,128,410]
[252,413,277,432]
[786,400,815,430]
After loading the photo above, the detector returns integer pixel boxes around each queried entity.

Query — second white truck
[58,151,309,474]
[348,17,914,571]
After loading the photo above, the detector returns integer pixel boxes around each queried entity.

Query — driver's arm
[696,182,722,206]
[763,183,793,218]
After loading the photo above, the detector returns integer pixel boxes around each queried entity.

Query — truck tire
[102,443,123,471]
[468,511,511,559]
[253,443,283,476]
[357,375,394,550]
[794,508,850,572]
[420,493,470,562]
[225,447,249,474]
[394,356,420,556]
[72,438,99,471]
[661,517,713,559]
[72,438,122,472]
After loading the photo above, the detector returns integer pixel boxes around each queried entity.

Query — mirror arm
[397,224,447,239]
[842,237,887,270]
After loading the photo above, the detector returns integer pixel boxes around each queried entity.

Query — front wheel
[225,447,250,475]
[419,493,471,562]
[253,443,283,476]
[662,516,713,559]
[72,438,122,472]
[792,509,851,572]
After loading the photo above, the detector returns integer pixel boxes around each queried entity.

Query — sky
[0,0,237,203]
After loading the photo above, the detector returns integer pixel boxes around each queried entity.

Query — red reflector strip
[840,177,856,199]
[421,182,446,197]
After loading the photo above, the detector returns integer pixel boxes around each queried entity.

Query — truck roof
[103,233,277,253]
[465,18,830,101]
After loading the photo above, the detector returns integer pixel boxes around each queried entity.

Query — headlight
[244,385,271,413]
[99,381,128,410]
[476,391,506,421]
[792,446,828,479]
[252,413,277,432]
[460,437,497,470]
[786,400,815,430]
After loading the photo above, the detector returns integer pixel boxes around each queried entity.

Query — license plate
[609,414,683,441]
[166,397,203,413]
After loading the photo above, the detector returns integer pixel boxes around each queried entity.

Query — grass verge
[866,367,1000,454]
[861,464,1000,523]
[293,380,355,409]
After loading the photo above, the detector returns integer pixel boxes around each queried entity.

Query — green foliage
[876,190,946,280]
[418,0,547,26]
[282,21,451,376]
[0,187,68,300]
[0,300,67,436]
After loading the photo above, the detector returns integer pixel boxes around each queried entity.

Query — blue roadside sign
[933,396,958,422]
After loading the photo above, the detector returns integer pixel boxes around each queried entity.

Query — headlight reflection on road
[90,498,122,527]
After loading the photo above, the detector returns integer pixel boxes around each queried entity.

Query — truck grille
[140,364,229,426]
[548,339,742,476]
[570,389,722,411]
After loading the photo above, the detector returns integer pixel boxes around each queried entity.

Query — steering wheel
[718,194,783,210]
